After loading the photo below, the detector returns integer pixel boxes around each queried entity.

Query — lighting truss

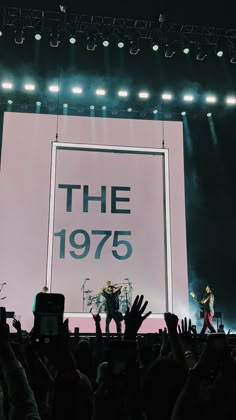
[0,7,235,44]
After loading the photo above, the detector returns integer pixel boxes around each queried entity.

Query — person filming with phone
[97,281,123,334]
[190,284,216,334]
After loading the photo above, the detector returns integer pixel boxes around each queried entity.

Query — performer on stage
[97,281,123,334]
[32,286,49,314]
[190,284,216,333]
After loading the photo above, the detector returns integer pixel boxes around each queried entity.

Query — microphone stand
[124,278,133,307]
[81,278,89,312]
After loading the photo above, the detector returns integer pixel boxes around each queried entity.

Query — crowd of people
[1,288,236,420]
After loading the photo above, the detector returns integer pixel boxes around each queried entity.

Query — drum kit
[83,278,133,314]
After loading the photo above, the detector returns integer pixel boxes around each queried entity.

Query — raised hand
[164,312,179,334]
[12,318,22,332]
[124,294,152,339]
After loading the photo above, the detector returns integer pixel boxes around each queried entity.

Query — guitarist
[190,285,216,333]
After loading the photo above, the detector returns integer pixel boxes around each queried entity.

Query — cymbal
[84,290,93,293]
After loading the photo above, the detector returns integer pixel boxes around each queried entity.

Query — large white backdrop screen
[0,113,188,330]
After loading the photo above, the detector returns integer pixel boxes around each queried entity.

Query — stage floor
[65,312,166,334]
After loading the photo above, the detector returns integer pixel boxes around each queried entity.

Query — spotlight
[215,38,224,57]
[153,109,158,114]
[49,85,59,92]
[130,39,140,55]
[102,36,109,47]
[0,29,3,37]
[2,82,13,89]
[207,112,212,117]
[162,93,172,100]
[8,100,13,104]
[117,38,125,48]
[90,105,95,110]
[183,94,194,102]
[226,96,236,105]
[152,40,159,51]
[95,89,106,96]
[87,35,97,51]
[15,28,25,45]
[69,35,76,44]
[205,95,217,103]
[36,101,41,106]
[102,105,107,110]
[182,41,190,54]
[127,108,132,112]
[35,32,42,40]
[118,90,128,97]
[50,33,60,47]
[63,103,68,108]
[138,91,149,99]
[24,84,35,91]
[181,111,186,115]
[72,87,82,94]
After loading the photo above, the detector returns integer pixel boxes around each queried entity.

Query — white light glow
[63,103,68,108]
[7,100,13,104]
[216,50,223,57]
[90,105,95,110]
[49,85,60,92]
[35,33,41,40]
[117,40,124,48]
[183,47,190,54]
[69,36,76,44]
[162,93,172,100]
[102,40,109,47]
[181,111,186,115]
[152,44,159,51]
[36,101,41,106]
[127,108,132,112]
[118,90,128,97]
[72,87,83,94]
[24,84,35,91]
[95,89,106,96]
[183,94,194,102]
[226,96,236,105]
[102,106,107,110]
[153,109,158,114]
[206,96,217,103]
[0,30,3,37]
[207,112,212,117]
[2,82,13,89]
[138,92,150,99]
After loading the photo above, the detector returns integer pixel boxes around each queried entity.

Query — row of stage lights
[0,27,236,62]
[2,99,218,118]
[1,82,236,105]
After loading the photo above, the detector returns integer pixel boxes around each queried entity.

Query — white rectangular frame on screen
[46,142,173,315]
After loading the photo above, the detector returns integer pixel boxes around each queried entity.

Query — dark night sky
[1,0,236,330]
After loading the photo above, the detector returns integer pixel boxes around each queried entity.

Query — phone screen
[32,293,65,344]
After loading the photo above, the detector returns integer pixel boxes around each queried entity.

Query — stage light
[102,105,107,110]
[117,39,125,48]
[90,105,95,110]
[130,39,140,55]
[162,93,172,100]
[2,82,13,89]
[87,35,97,51]
[35,32,41,40]
[0,30,3,37]
[24,84,35,91]
[50,33,60,47]
[63,103,68,108]
[226,96,236,105]
[8,100,13,104]
[205,95,217,103]
[36,101,41,106]
[15,28,25,45]
[95,89,106,96]
[165,42,176,58]
[181,111,186,115]
[153,109,158,114]
[215,38,224,57]
[72,87,82,94]
[152,40,159,51]
[183,94,194,102]
[138,91,150,99]
[69,35,76,44]
[102,36,109,47]
[230,50,236,64]
[207,112,212,117]
[127,108,132,112]
[118,90,128,97]
[49,85,60,92]
[196,43,207,61]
